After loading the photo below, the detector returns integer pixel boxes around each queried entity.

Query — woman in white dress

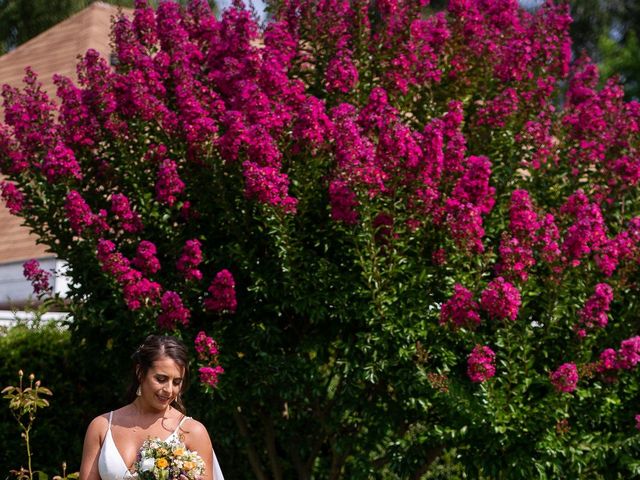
[79,335,224,480]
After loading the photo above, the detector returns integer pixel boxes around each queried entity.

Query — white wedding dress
[99,411,225,480]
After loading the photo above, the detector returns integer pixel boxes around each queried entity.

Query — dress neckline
[105,411,188,472]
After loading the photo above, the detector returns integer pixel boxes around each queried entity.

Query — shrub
[2,0,640,477]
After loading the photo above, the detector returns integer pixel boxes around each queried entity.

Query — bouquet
[134,437,205,480]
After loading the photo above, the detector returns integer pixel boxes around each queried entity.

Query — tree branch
[232,408,269,480]
[411,446,445,480]
[260,411,284,480]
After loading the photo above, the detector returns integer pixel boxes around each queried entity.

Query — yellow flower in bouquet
[135,437,205,480]
[173,447,185,457]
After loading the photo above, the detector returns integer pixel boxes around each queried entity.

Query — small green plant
[3,370,52,480]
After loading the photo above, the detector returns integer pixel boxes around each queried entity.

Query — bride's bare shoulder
[179,417,211,440]
[183,417,208,432]
[87,406,129,429]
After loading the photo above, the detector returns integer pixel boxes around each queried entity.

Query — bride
[79,335,224,480]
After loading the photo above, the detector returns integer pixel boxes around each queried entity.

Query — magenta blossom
[110,193,142,233]
[480,277,521,321]
[550,363,579,393]
[132,240,161,275]
[618,336,640,370]
[176,239,203,282]
[23,259,52,295]
[155,159,185,206]
[1,181,25,214]
[440,284,480,329]
[576,283,613,334]
[199,365,224,388]
[157,291,190,329]
[195,330,220,359]
[467,345,496,383]
[204,269,237,313]
[65,190,95,235]
[122,277,161,311]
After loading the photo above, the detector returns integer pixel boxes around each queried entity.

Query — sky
[216,0,267,21]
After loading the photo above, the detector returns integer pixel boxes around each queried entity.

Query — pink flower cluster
[110,193,142,233]
[155,159,185,206]
[242,161,298,214]
[176,239,203,282]
[204,269,237,313]
[195,330,224,388]
[560,190,607,268]
[480,277,521,321]
[496,190,539,282]
[467,345,496,383]
[132,240,161,275]
[22,259,51,295]
[575,283,613,337]
[195,330,220,359]
[42,143,83,181]
[96,239,161,311]
[157,290,190,329]
[440,284,480,329]
[0,181,24,214]
[616,337,640,370]
[199,365,225,388]
[563,60,640,192]
[64,190,108,236]
[328,179,358,225]
[549,362,579,393]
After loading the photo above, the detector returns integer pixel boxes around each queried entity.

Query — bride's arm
[184,419,215,480]
[79,415,108,480]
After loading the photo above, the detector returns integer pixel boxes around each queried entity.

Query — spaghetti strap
[173,415,190,435]
[108,411,113,428]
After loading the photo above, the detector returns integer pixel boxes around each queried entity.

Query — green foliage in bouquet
[135,437,205,480]
[2,0,640,478]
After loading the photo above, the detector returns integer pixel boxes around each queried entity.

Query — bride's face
[139,355,185,409]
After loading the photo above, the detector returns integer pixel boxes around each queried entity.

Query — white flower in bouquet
[140,456,155,472]
[134,437,205,480]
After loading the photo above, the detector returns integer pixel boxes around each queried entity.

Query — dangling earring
[136,385,142,396]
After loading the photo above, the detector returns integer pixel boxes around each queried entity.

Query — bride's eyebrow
[154,371,183,379]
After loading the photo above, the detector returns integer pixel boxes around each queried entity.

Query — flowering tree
[2,0,640,477]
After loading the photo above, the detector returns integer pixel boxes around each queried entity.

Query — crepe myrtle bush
[2,0,640,477]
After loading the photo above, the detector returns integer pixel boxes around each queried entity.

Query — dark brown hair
[126,334,190,413]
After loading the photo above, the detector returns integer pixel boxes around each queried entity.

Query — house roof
[0,1,129,100]
[0,2,131,265]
